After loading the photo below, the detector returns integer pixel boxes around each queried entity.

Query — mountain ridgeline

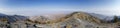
[0,12,120,28]
[0,13,28,23]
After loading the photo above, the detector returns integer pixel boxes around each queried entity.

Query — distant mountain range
[0,12,120,28]
[0,13,28,23]
[0,13,7,16]
[89,13,114,21]
[0,12,119,23]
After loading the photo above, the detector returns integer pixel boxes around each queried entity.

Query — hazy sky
[0,0,120,16]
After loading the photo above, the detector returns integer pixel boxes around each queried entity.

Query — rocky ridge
[0,12,120,28]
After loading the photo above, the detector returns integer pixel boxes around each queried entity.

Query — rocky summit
[0,12,120,28]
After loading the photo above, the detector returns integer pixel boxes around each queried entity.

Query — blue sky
[0,0,120,16]
[5,0,114,7]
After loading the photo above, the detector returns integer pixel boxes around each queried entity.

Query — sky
[0,0,120,16]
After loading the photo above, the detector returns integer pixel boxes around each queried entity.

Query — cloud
[0,9,7,13]
[0,8,13,15]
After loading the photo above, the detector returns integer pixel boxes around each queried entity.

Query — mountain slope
[118,16,120,19]
[0,13,7,16]
[0,12,120,28]
[0,13,28,23]
[29,12,120,28]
